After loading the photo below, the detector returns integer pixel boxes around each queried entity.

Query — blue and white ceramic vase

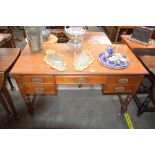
[104,46,114,57]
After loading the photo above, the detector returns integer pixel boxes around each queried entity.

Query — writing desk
[10,43,147,115]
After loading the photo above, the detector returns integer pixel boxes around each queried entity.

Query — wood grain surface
[0,48,21,72]
[10,43,148,75]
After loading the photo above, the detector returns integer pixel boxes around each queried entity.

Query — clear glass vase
[64,26,86,50]
[25,26,43,52]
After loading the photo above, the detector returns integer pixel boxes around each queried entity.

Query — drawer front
[23,84,57,94]
[104,84,139,94]
[56,76,107,84]
[107,75,143,84]
[20,76,55,84]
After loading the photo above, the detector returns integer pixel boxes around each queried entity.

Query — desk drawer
[20,76,55,84]
[56,76,107,84]
[104,84,139,94]
[23,84,57,94]
[107,75,143,84]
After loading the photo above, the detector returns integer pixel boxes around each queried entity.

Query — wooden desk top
[10,43,147,75]
[0,33,12,46]
[0,48,21,73]
[84,32,112,44]
[121,35,155,49]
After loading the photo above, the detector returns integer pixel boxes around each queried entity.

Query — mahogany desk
[10,43,147,115]
[121,35,155,115]
[0,48,20,118]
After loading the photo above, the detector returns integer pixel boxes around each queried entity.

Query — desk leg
[28,95,37,115]
[7,76,16,91]
[118,94,133,114]
[14,77,36,115]
[17,88,32,114]
[20,93,37,115]
[2,86,20,119]
[22,94,34,115]
[0,93,12,117]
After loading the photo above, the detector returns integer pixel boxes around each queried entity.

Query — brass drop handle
[115,86,125,92]
[35,87,45,93]
[76,77,86,83]
[32,77,43,83]
[118,78,128,84]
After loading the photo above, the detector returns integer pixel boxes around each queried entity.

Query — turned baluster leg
[22,94,37,115]
[118,94,133,114]
[121,94,133,114]
[28,94,37,115]
[22,94,33,113]
[14,77,35,115]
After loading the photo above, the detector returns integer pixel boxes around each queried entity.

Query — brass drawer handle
[115,86,125,92]
[118,78,128,83]
[76,77,86,83]
[35,87,45,93]
[32,77,43,83]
